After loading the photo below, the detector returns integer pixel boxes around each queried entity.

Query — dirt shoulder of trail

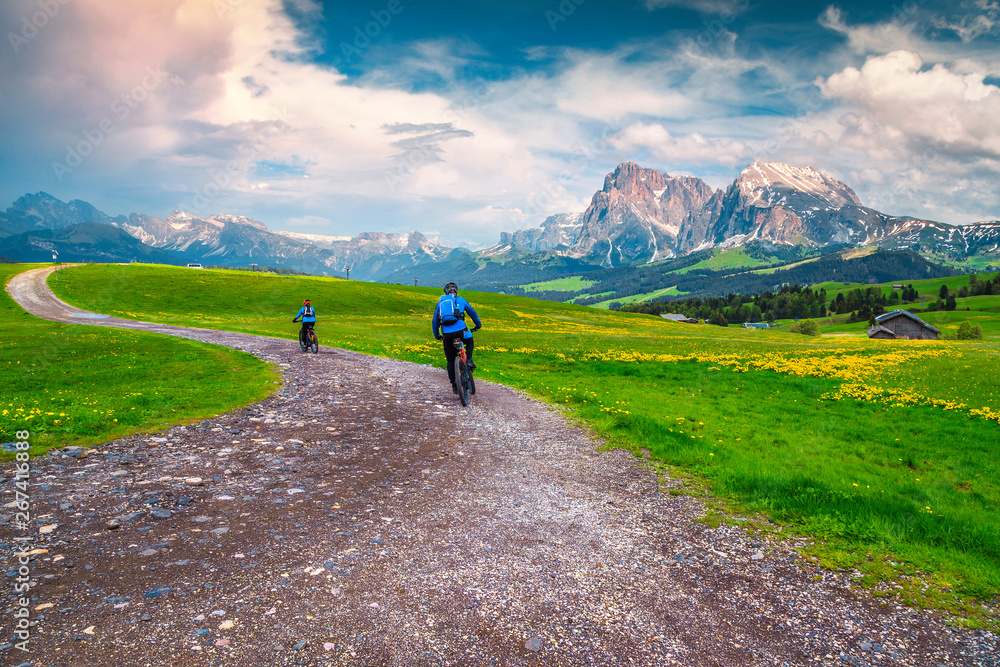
[2,267,996,666]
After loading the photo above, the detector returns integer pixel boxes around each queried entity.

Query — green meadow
[520,276,598,292]
[664,247,770,274]
[30,263,1000,627]
[1,265,278,455]
[803,275,1000,339]
[590,285,684,309]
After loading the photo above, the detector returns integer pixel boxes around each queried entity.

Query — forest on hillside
[570,249,957,305]
[391,243,959,307]
[620,271,1000,326]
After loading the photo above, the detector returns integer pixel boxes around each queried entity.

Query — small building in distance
[742,322,776,329]
[867,310,939,340]
[660,313,699,324]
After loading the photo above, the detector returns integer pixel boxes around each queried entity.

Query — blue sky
[1,0,999,246]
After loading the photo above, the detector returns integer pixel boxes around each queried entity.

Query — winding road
[2,267,996,666]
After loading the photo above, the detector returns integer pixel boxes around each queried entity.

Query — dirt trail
[2,267,996,666]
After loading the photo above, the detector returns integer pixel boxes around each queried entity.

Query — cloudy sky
[1,0,998,246]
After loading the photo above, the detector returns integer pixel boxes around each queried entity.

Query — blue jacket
[294,305,316,323]
[432,294,481,338]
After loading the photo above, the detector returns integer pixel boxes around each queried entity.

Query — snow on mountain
[549,163,718,266]
[275,231,353,248]
[736,161,863,209]
[501,161,999,266]
[3,162,997,278]
[499,213,584,251]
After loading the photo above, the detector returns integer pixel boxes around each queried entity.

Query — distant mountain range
[500,161,1000,266]
[0,193,453,280]
[1,161,997,285]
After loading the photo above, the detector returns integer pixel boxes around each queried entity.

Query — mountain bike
[299,326,318,354]
[451,336,476,406]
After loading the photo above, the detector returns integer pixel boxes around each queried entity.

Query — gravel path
[3,267,997,666]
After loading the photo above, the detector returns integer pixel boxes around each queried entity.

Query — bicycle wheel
[454,358,469,406]
[309,331,319,354]
[468,371,476,395]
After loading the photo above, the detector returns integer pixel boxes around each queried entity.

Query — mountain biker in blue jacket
[432,282,482,393]
[292,299,316,347]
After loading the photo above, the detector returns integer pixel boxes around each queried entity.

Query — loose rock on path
[2,267,997,666]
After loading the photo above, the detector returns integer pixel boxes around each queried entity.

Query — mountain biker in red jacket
[432,282,482,393]
[292,299,316,347]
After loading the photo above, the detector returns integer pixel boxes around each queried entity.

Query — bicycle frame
[451,336,475,405]
[298,323,318,353]
[453,337,468,366]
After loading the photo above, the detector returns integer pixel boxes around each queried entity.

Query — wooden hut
[866,310,939,340]
[660,313,699,324]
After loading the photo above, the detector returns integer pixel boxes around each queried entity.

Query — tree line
[620,271,1000,327]
[619,284,831,326]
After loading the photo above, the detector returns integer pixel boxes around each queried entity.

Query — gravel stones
[7,265,999,667]
[142,586,172,599]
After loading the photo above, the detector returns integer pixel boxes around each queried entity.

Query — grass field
[809,274,1000,339]
[1,265,278,455]
[919,253,999,273]
[664,248,771,274]
[591,285,685,309]
[815,275,990,302]
[41,264,1000,627]
[520,276,598,292]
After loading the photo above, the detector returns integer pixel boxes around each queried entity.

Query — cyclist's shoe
[467,361,476,371]
[452,383,458,394]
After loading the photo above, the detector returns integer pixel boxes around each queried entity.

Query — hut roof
[660,313,698,323]
[874,309,941,334]
[866,325,898,338]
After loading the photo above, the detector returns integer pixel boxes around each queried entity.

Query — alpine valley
[2,161,997,303]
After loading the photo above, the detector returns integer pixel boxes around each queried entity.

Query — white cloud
[608,123,754,167]
[3,0,997,245]
[761,50,1000,222]
[644,0,748,14]
[817,50,1000,157]
[933,0,1000,42]
[817,5,922,54]
[549,55,693,121]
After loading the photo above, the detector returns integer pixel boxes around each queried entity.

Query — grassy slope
[1,265,278,455]
[50,264,1000,626]
[919,253,999,272]
[590,286,684,309]
[750,256,823,275]
[519,276,598,292]
[816,274,998,302]
[539,250,773,305]
[666,248,772,275]
[808,274,1000,338]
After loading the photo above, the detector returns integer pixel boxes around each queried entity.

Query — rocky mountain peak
[735,161,863,209]
[0,192,126,234]
[208,214,269,231]
[602,162,668,197]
